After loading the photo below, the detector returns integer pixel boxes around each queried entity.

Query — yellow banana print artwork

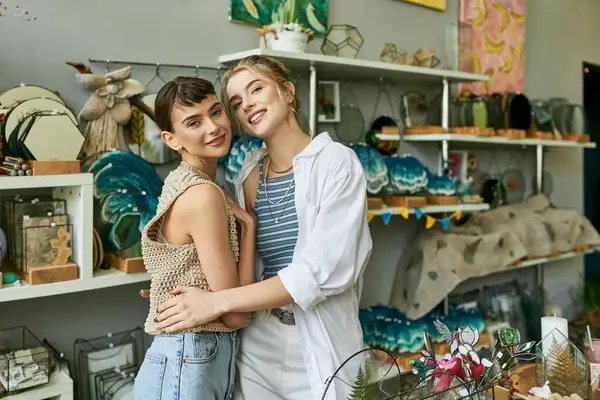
[484,34,505,54]
[472,52,481,74]
[457,0,526,96]
[306,3,326,33]
[510,11,526,24]
[492,2,510,31]
[230,0,329,36]
[242,0,259,19]
[501,46,514,73]
[470,0,486,25]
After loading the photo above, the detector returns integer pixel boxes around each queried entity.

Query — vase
[267,30,309,53]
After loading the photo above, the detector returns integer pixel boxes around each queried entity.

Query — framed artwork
[402,0,446,11]
[317,81,340,123]
[457,0,526,95]
[229,0,329,35]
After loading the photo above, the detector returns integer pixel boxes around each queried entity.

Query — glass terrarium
[0,326,51,395]
[535,328,588,399]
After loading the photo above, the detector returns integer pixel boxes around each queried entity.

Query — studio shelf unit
[218,48,489,140]
[218,48,600,318]
[369,203,490,216]
[0,174,149,303]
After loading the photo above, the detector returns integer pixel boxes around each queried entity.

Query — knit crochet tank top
[141,162,240,335]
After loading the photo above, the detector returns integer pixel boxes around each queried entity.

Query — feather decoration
[433,319,454,345]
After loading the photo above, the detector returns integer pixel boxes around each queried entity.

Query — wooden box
[23,264,79,285]
[105,253,146,274]
[383,196,427,208]
[426,195,460,205]
[27,160,80,176]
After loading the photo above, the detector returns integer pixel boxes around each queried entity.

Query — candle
[541,316,569,359]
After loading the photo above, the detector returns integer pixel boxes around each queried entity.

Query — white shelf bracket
[308,62,318,138]
[535,144,544,193]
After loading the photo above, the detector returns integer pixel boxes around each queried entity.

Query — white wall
[0,0,598,366]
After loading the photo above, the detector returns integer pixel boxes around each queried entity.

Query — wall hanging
[66,62,148,159]
[458,0,526,95]
[231,0,328,35]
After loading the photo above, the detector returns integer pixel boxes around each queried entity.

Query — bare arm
[180,185,249,329]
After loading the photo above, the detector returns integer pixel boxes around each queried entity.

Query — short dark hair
[154,76,217,132]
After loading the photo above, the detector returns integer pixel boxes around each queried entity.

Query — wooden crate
[105,253,146,274]
[383,196,427,208]
[426,196,461,205]
[22,264,79,285]
[27,161,80,176]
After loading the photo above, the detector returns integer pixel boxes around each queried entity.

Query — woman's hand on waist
[155,286,231,333]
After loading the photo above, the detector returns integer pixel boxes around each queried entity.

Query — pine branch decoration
[546,338,586,397]
[348,366,377,400]
[129,106,145,145]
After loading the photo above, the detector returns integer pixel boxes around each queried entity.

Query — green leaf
[542,221,556,241]
[348,366,377,400]
[463,238,482,265]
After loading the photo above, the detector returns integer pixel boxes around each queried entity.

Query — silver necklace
[263,157,295,223]
[264,157,295,206]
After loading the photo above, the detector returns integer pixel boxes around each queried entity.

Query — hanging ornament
[74,67,146,158]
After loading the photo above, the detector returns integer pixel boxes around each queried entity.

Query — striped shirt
[255,160,299,279]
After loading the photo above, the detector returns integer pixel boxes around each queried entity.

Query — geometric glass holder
[0,326,51,395]
[23,219,72,273]
[535,328,588,399]
[320,24,364,59]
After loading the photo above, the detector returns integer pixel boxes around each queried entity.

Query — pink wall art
[457,0,526,96]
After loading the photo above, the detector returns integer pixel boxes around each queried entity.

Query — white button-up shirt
[234,132,373,399]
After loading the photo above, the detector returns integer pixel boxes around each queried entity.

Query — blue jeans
[133,331,238,400]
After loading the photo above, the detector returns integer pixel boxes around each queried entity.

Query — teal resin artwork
[359,305,485,354]
[85,150,163,254]
[229,0,329,35]
[426,170,456,196]
[225,136,265,184]
[383,155,428,195]
[348,143,388,194]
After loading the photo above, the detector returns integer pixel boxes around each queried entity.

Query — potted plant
[257,0,314,53]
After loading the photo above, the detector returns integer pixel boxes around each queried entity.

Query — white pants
[234,307,312,400]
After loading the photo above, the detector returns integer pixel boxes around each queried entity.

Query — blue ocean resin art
[86,150,163,254]
[359,304,485,354]
[348,143,388,194]
[384,155,428,195]
[426,170,456,196]
[225,136,265,184]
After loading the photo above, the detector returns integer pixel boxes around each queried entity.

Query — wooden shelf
[369,203,490,216]
[218,49,490,84]
[377,133,597,149]
[0,268,149,303]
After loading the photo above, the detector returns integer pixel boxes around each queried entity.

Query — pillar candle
[540,316,569,359]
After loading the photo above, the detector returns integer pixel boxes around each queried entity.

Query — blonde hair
[220,55,301,128]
